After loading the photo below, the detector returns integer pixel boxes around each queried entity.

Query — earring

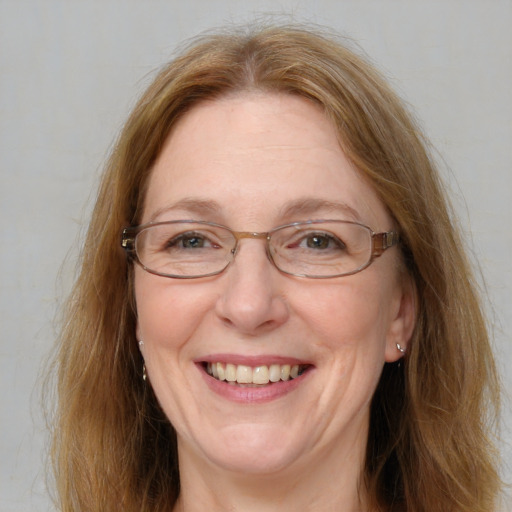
[138,341,147,380]
[396,343,406,353]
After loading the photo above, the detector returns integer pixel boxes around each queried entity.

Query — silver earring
[396,343,406,353]
[138,341,146,380]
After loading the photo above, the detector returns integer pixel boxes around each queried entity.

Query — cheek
[297,276,391,350]
[135,271,214,351]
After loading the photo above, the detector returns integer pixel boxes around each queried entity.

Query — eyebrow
[148,198,222,223]
[148,196,362,224]
[278,197,362,222]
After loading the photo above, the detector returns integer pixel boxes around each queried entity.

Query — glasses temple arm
[372,231,400,258]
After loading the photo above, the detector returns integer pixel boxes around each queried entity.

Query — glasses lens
[269,221,372,277]
[135,222,234,277]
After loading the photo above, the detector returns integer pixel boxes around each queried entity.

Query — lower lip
[198,364,311,404]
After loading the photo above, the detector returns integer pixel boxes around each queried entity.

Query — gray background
[1,1,511,510]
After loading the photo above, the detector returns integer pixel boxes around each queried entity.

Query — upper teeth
[206,362,302,385]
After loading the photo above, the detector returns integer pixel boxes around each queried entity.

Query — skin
[135,92,416,511]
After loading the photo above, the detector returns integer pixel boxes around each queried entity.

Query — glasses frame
[121,219,400,279]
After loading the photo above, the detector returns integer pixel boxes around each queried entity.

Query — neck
[173,434,371,512]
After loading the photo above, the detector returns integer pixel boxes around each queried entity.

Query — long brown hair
[48,25,502,511]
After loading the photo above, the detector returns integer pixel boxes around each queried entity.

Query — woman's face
[135,93,414,477]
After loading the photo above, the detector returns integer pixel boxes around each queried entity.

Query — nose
[214,240,289,335]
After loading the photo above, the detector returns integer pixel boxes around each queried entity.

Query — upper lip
[195,354,313,366]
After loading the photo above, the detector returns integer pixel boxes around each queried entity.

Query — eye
[294,232,347,251]
[306,234,336,249]
[166,231,218,250]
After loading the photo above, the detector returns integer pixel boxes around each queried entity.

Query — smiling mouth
[204,362,311,386]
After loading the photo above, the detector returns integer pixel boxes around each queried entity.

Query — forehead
[142,93,390,229]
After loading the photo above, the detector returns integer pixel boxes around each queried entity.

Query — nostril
[220,316,234,329]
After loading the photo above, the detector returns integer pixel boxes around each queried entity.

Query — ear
[384,274,417,363]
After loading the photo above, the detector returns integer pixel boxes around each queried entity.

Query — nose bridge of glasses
[230,231,271,257]
[234,231,269,241]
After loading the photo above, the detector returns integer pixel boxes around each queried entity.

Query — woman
[49,25,502,511]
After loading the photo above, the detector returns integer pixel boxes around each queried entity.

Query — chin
[194,423,305,475]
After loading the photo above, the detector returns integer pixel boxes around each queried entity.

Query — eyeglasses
[121,219,399,279]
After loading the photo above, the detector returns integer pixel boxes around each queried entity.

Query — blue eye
[167,232,215,250]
